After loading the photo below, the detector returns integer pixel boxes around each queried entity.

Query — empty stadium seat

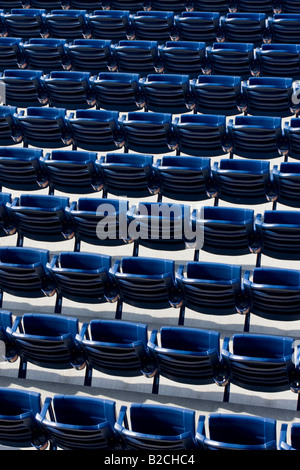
[206,42,257,79]
[279,423,300,450]
[272,162,300,208]
[0,69,48,107]
[283,0,300,13]
[76,319,157,386]
[148,326,229,396]
[193,0,229,13]
[48,251,118,313]
[236,0,280,13]
[115,403,197,450]
[0,37,26,71]
[111,40,161,76]
[63,0,102,10]
[284,118,300,160]
[256,44,300,79]
[1,8,48,40]
[0,105,23,146]
[0,310,18,363]
[158,41,206,78]
[220,12,268,46]
[22,38,71,73]
[66,39,114,74]
[149,0,192,12]
[174,12,221,44]
[130,11,177,43]
[196,413,277,450]
[6,313,86,379]
[43,9,92,39]
[87,10,133,41]
[23,1,63,9]
[0,192,16,238]
[101,0,146,11]
[268,13,300,43]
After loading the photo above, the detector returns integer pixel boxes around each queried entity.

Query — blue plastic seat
[222,333,300,409]
[112,256,183,320]
[66,109,125,152]
[22,38,71,73]
[8,194,74,246]
[196,414,277,450]
[284,118,300,161]
[173,114,229,157]
[227,115,285,159]
[42,149,102,195]
[131,11,177,43]
[1,8,48,40]
[174,12,221,44]
[0,387,47,449]
[149,0,193,12]
[44,9,92,39]
[158,41,206,78]
[63,0,103,9]
[0,192,15,239]
[99,152,158,198]
[48,251,118,313]
[236,0,279,13]
[154,155,214,202]
[0,1,23,7]
[148,326,229,397]
[0,105,23,147]
[111,40,161,76]
[67,197,130,252]
[193,0,229,13]
[87,10,133,41]
[256,44,300,79]
[120,111,176,154]
[242,77,296,117]
[15,107,72,149]
[0,37,26,71]
[115,403,196,450]
[140,74,195,114]
[101,0,145,12]
[243,267,300,324]
[280,423,300,450]
[211,159,277,206]
[6,313,86,379]
[0,310,18,363]
[283,0,300,13]
[90,72,144,112]
[0,69,48,108]
[23,1,63,9]
[0,246,55,305]
[206,42,257,79]
[268,14,300,44]
[66,39,114,74]
[176,262,249,328]
[0,147,48,192]
[76,319,157,386]
[220,13,268,46]
[191,75,243,115]
[272,162,300,208]
[36,394,118,450]
[41,71,96,110]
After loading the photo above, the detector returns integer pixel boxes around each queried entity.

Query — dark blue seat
[243,267,300,325]
[140,73,195,114]
[174,12,221,44]
[148,326,229,397]
[256,44,300,79]
[101,0,145,12]
[242,77,296,117]
[115,403,196,450]
[42,149,102,195]
[15,107,72,149]
[0,37,26,71]
[87,10,133,41]
[23,1,63,9]
[158,41,206,78]
[206,42,257,79]
[280,423,300,450]
[0,310,18,363]
[63,0,102,9]
[67,197,130,252]
[44,9,92,39]
[0,1,23,7]
[236,0,280,13]
[191,75,244,116]
[173,114,230,157]
[90,72,144,112]
[176,262,249,328]
[284,118,300,161]
[99,152,158,198]
[131,11,177,43]
[22,38,71,73]
[222,333,300,409]
[0,105,23,147]
[227,115,285,160]
[76,319,157,386]
[196,413,277,450]
[0,388,47,449]
[111,40,161,76]
[36,394,118,450]
[0,147,48,192]
[211,159,277,206]
[0,69,48,108]
[66,109,125,152]
[120,111,177,154]
[149,0,193,13]
[112,256,183,320]
[0,192,16,239]
[1,8,48,40]
[193,0,229,13]
[272,162,300,208]
[41,71,96,110]
[8,194,74,246]
[0,246,55,305]
[268,14,300,43]
[66,39,114,74]
[154,155,214,202]
[283,0,300,13]
[220,13,268,46]
[48,251,118,313]
[6,313,86,379]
